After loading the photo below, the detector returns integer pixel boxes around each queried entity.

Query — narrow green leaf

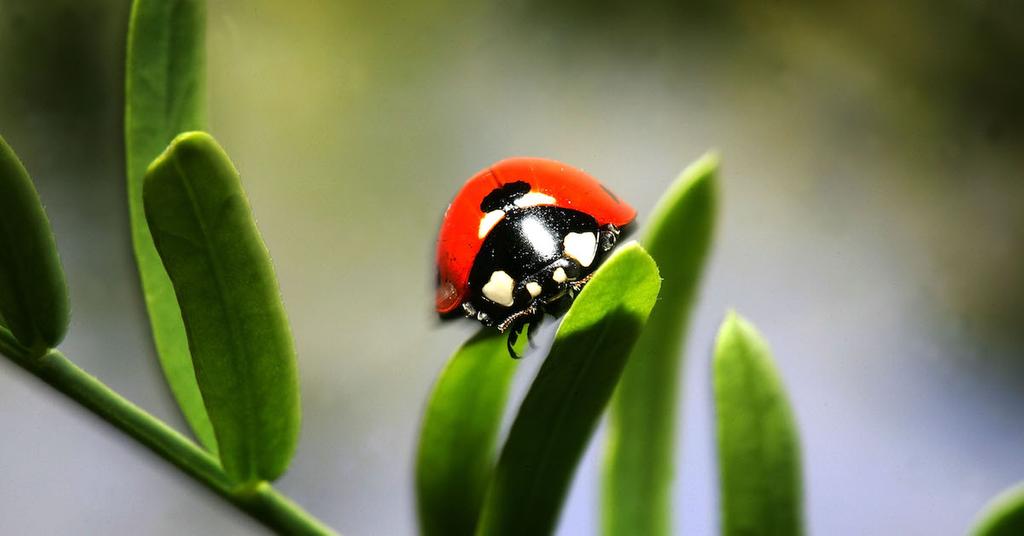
[125,0,217,453]
[144,131,300,484]
[476,243,661,536]
[0,134,69,354]
[971,483,1024,536]
[604,153,718,536]
[714,312,803,536]
[416,330,519,536]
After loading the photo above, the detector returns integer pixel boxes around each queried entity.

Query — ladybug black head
[480,181,531,212]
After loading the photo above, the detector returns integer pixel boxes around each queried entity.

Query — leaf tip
[697,149,721,166]
[619,240,659,268]
[615,239,649,262]
[147,131,216,174]
[714,310,769,367]
[613,240,662,294]
[971,483,1024,536]
[678,150,720,190]
[688,149,720,177]
[716,308,744,339]
[0,133,70,351]
[170,130,217,150]
[143,131,232,212]
[641,152,720,252]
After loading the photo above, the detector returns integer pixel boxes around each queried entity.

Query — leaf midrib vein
[171,151,257,479]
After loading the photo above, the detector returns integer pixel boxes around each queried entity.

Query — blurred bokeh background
[1,0,1023,534]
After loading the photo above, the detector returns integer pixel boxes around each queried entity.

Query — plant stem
[0,327,337,536]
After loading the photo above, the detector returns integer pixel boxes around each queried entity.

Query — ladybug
[435,157,636,356]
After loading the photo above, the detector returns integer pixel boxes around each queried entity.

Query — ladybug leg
[568,273,595,298]
[506,324,523,359]
[505,314,533,359]
[500,300,543,359]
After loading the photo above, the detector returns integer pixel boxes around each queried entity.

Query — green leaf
[125,0,217,453]
[476,242,661,536]
[0,134,69,354]
[713,312,803,536]
[416,330,519,536]
[971,483,1024,536]
[144,131,300,484]
[603,153,718,536]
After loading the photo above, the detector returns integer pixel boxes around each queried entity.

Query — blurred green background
[1,0,1023,534]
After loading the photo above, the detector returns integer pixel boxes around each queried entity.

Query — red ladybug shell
[435,157,636,314]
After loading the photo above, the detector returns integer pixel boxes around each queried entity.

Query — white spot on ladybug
[552,267,568,283]
[526,281,542,297]
[482,270,516,307]
[563,231,597,267]
[478,210,506,239]
[514,191,556,209]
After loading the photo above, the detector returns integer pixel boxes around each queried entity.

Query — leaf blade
[0,134,69,353]
[971,483,1024,536]
[603,153,718,536]
[416,330,519,536]
[125,0,217,453]
[714,312,803,536]
[144,132,300,484]
[476,242,661,536]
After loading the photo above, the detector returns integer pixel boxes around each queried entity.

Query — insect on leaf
[476,242,661,536]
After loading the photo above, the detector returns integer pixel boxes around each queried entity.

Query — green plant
[125,0,216,454]
[971,484,1024,535]
[1,1,812,534]
[714,313,803,536]
[476,243,661,536]
[0,134,69,356]
[0,135,330,533]
[603,153,717,536]
[415,152,807,536]
[145,132,301,485]
[0,0,328,532]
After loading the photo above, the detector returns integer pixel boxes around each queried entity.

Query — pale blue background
[1,1,1022,534]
